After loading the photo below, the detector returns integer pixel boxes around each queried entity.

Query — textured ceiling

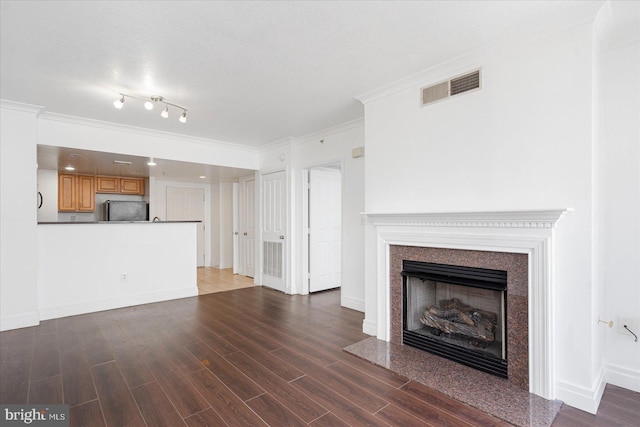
[2,1,604,147]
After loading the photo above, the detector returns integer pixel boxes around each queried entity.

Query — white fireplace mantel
[365,209,572,400]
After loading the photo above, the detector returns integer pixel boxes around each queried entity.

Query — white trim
[365,209,572,228]
[38,111,259,152]
[366,209,570,400]
[605,363,640,393]
[38,287,197,321]
[363,318,377,336]
[0,311,40,332]
[294,118,364,145]
[342,296,365,313]
[556,365,606,414]
[0,99,44,114]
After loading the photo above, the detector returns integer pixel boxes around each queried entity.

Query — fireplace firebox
[402,260,508,378]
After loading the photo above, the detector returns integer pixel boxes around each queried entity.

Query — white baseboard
[341,296,364,312]
[605,363,640,393]
[0,311,39,332]
[362,318,377,336]
[555,366,606,414]
[38,287,198,321]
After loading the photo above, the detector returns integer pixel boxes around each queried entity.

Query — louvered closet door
[261,171,286,292]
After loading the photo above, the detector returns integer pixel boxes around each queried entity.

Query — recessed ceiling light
[65,165,75,171]
[199,175,206,179]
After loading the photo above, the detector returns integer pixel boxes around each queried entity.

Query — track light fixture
[113,93,188,123]
[113,95,125,109]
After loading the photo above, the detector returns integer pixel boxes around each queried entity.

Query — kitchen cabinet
[96,176,120,193]
[96,176,144,195]
[120,178,144,195]
[58,174,95,212]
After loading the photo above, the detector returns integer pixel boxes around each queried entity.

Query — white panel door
[261,171,285,292]
[166,187,205,267]
[239,177,255,278]
[309,167,342,292]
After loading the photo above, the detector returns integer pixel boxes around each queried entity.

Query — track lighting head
[112,93,189,123]
[113,95,125,109]
[144,96,163,110]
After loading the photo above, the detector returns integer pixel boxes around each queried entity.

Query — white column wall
[0,103,41,330]
[258,122,365,311]
[361,23,598,410]
[601,39,640,390]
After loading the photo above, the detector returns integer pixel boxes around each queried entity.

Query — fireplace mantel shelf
[363,209,572,228]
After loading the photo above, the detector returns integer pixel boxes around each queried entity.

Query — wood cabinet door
[120,178,144,195]
[58,174,77,211]
[96,176,120,193]
[76,175,96,212]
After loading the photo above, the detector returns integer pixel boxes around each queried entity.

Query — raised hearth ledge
[364,209,572,401]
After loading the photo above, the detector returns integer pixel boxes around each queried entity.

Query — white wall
[258,121,366,310]
[38,114,259,171]
[37,222,197,319]
[293,122,365,310]
[601,39,640,390]
[0,103,40,331]
[360,22,608,412]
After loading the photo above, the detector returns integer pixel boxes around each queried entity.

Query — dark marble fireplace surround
[390,245,530,390]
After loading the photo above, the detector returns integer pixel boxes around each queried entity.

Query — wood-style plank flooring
[197,267,255,295]
[1,287,638,426]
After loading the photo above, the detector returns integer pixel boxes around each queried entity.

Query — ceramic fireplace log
[420,302,497,343]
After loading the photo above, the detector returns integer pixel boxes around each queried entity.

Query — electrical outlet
[617,317,639,337]
[120,272,128,282]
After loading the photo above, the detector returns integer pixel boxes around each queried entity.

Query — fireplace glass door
[402,261,508,377]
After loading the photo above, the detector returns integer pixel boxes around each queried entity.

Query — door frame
[302,159,343,294]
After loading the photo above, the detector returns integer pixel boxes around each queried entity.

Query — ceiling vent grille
[421,69,482,106]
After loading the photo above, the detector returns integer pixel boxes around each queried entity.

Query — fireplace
[365,210,570,399]
[402,260,508,378]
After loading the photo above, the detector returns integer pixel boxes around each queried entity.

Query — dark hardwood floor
[1,287,638,426]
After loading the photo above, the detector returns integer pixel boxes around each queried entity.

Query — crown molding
[294,117,364,145]
[0,99,45,114]
[259,136,298,153]
[37,111,259,153]
[364,209,572,229]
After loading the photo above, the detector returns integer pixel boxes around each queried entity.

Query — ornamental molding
[364,209,572,229]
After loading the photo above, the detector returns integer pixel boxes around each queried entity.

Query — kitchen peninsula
[37,221,199,320]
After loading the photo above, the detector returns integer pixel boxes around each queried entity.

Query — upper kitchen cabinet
[120,178,144,195]
[96,176,119,193]
[96,176,144,195]
[58,174,95,212]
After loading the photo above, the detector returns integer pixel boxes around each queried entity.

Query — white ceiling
[3,1,607,181]
[2,1,605,146]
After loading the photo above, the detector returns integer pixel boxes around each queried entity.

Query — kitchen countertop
[38,220,202,224]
